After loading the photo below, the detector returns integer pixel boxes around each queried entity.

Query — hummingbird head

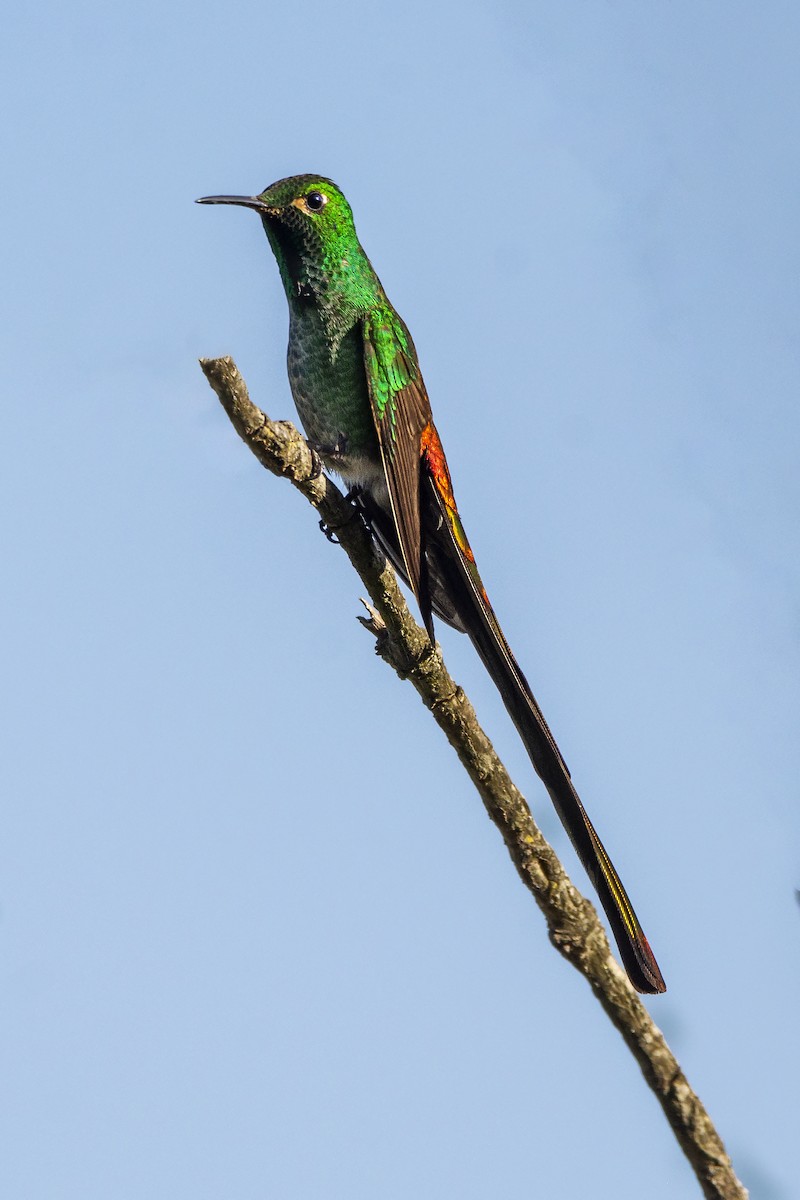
[197,175,373,313]
[197,173,351,225]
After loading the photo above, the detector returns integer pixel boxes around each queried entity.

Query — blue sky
[2,2,798,1197]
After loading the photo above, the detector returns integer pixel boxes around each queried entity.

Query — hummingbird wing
[361,312,665,994]
[360,308,434,635]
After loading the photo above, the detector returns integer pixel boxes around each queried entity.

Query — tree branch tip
[199,354,235,376]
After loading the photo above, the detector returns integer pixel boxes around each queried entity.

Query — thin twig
[199,355,747,1200]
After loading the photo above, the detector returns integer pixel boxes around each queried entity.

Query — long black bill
[196,195,272,212]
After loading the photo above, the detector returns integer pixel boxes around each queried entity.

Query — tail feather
[422,473,666,995]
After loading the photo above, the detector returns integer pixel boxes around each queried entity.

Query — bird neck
[261,216,384,353]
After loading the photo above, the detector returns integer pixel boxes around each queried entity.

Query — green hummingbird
[197,175,666,995]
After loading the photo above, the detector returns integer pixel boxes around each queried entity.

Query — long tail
[418,448,666,994]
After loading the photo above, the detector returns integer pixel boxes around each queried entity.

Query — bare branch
[199,355,748,1200]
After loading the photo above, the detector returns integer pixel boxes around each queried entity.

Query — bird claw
[344,485,376,535]
[307,432,349,462]
[319,517,340,544]
[319,486,363,544]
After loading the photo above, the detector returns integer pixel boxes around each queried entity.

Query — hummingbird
[197,175,666,995]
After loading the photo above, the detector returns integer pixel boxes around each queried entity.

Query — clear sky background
[2,2,798,1197]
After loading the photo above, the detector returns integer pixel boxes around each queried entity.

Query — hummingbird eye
[304,191,327,212]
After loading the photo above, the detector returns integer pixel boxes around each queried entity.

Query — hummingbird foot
[344,486,377,537]
[308,435,349,483]
[318,484,363,544]
[306,432,350,465]
[319,516,341,543]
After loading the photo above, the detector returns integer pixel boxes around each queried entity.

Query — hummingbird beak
[196,195,276,215]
